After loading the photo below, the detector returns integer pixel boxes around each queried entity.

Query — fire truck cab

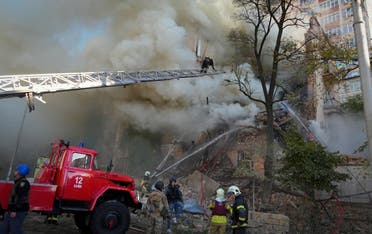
[0,140,141,234]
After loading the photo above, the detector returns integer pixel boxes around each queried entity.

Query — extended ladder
[0,69,224,111]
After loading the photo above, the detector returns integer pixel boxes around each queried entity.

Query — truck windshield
[71,153,92,169]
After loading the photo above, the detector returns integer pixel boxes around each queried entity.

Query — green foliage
[306,38,358,90]
[278,130,350,194]
[341,94,364,112]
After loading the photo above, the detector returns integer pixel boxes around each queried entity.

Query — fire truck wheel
[74,214,91,233]
[90,200,130,234]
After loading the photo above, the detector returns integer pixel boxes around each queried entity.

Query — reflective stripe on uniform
[231,223,248,229]
[237,205,246,210]
[48,216,58,221]
[211,215,227,224]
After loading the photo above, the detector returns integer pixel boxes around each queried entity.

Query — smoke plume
[310,113,369,156]
[0,0,260,177]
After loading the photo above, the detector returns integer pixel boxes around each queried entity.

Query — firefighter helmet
[16,164,30,176]
[227,185,241,196]
[216,188,225,198]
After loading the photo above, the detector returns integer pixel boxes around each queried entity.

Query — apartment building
[300,0,371,44]
[300,0,371,106]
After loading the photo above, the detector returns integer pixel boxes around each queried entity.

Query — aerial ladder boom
[0,69,224,110]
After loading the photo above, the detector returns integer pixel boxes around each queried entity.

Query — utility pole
[353,0,372,164]
[363,1,372,46]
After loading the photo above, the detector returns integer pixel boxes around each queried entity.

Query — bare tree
[228,0,306,204]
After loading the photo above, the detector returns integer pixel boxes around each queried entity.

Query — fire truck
[0,69,224,233]
[0,139,141,233]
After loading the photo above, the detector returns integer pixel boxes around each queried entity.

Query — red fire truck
[0,140,141,233]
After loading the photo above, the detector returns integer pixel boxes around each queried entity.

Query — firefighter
[139,171,152,198]
[227,185,249,234]
[145,181,169,234]
[201,57,216,73]
[208,188,232,234]
[0,164,30,234]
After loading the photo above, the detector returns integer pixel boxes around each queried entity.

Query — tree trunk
[262,102,275,205]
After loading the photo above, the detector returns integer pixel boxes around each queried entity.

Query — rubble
[339,154,369,166]
[183,170,220,200]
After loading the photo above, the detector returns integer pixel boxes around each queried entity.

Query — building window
[237,151,254,172]
[300,0,314,5]
[330,0,339,8]
[342,7,353,19]
[321,12,340,25]
[326,26,342,36]
[320,0,339,9]
[342,23,354,34]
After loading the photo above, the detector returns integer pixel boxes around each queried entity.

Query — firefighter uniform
[228,185,249,234]
[146,181,169,234]
[139,171,152,198]
[200,57,216,73]
[208,188,232,234]
[231,195,248,233]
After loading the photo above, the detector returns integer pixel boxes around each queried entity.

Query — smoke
[81,0,237,71]
[113,75,258,136]
[0,0,262,178]
[310,113,369,156]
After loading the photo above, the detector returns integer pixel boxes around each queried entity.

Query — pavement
[19,212,145,234]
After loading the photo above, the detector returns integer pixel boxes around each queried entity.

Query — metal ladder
[0,69,225,111]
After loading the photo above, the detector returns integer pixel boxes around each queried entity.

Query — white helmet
[216,188,225,198]
[144,171,151,176]
[227,185,241,196]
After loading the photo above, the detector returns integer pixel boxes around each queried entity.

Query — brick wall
[249,211,289,234]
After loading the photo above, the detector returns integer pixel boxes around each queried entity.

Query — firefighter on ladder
[201,57,216,73]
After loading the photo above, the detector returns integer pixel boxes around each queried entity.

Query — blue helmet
[16,164,30,176]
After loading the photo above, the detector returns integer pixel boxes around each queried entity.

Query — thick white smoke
[0,0,261,177]
[310,113,369,156]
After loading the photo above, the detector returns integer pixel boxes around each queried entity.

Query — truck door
[63,152,93,201]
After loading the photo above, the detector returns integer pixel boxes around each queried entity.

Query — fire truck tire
[74,214,91,233]
[90,200,130,234]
